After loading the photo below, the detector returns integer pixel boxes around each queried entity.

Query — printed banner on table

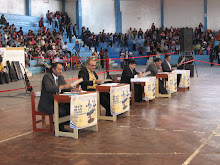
[110,84,130,115]
[167,73,177,93]
[179,70,190,88]
[0,48,6,65]
[144,77,156,101]
[70,92,97,129]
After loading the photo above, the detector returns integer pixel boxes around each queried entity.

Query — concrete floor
[0,65,220,165]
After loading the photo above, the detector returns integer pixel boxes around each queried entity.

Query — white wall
[207,0,220,31]
[65,0,77,25]
[164,0,203,29]
[121,0,161,33]
[31,0,62,18]
[82,0,116,34]
[0,0,26,15]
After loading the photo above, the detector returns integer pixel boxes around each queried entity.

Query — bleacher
[1,13,218,74]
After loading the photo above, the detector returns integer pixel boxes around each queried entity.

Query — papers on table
[131,77,151,82]
[141,71,151,77]
[71,78,83,87]
[172,70,188,74]
[100,79,112,84]
[180,57,185,64]
[60,93,78,96]
[98,83,119,86]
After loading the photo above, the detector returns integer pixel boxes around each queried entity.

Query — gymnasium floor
[0,65,220,165]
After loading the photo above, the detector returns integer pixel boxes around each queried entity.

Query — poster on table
[179,70,190,88]
[110,84,130,115]
[70,92,97,129]
[144,77,156,101]
[167,73,177,93]
[0,48,6,65]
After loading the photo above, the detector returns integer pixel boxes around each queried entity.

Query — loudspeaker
[180,28,193,52]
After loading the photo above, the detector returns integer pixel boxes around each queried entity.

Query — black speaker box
[180,28,193,52]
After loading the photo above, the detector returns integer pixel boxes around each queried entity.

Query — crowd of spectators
[0,11,220,70]
[0,12,80,68]
[81,23,218,56]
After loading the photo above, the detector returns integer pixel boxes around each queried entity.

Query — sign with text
[179,70,190,88]
[110,85,130,115]
[144,77,156,101]
[70,93,97,129]
[167,73,177,93]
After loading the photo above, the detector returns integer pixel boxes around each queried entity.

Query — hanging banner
[110,84,130,115]
[179,70,190,88]
[167,73,177,93]
[144,77,156,101]
[70,92,97,129]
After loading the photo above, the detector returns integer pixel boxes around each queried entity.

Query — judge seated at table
[161,54,182,87]
[146,58,168,94]
[38,62,75,132]
[78,59,111,116]
[120,60,143,102]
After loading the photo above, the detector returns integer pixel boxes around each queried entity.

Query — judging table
[130,77,156,107]
[54,92,98,139]
[96,83,130,121]
[172,70,190,92]
[156,72,176,98]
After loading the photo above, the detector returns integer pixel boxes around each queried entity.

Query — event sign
[167,73,177,93]
[179,70,190,88]
[70,92,97,129]
[144,77,156,101]
[110,84,130,115]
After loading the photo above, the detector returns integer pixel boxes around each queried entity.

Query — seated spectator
[0,14,9,26]
[138,28,143,39]
[194,42,201,55]
[133,28,137,38]
[0,26,4,35]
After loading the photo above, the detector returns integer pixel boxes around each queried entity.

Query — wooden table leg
[131,83,135,107]
[54,99,59,137]
[97,92,101,120]
[156,78,159,97]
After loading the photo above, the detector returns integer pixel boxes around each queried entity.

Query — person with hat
[73,40,80,54]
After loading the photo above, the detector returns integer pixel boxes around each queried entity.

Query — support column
[26,0,31,16]
[62,0,65,13]
[204,0,207,31]
[76,0,82,36]
[161,0,164,27]
[115,0,122,34]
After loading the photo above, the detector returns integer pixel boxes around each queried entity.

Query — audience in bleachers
[1,11,220,70]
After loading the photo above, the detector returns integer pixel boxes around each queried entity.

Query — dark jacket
[161,60,177,72]
[38,72,70,114]
[78,67,98,91]
[120,65,139,84]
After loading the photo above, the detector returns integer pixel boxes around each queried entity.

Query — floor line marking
[182,124,220,165]
[0,131,32,144]
[53,151,189,156]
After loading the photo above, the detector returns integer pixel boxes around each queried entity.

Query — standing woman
[99,47,104,68]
